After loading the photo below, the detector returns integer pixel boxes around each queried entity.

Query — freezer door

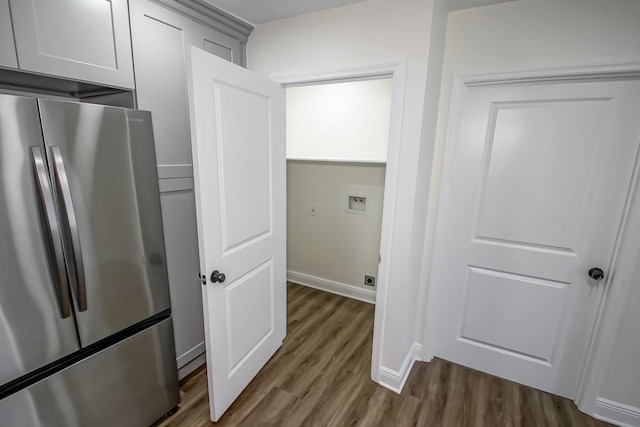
[0,94,80,386]
[37,99,171,346]
[0,318,179,427]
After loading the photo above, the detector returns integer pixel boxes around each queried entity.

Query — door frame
[270,60,407,386]
[423,60,640,415]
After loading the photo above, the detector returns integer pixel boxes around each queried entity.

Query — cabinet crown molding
[151,0,253,43]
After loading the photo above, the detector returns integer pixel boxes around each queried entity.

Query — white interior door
[186,47,286,421]
[427,78,640,398]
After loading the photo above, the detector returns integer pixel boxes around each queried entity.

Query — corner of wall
[377,342,422,393]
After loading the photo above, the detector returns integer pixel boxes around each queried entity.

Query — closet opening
[286,77,391,302]
[283,74,395,374]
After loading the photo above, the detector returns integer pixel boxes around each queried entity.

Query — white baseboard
[378,342,422,394]
[177,342,205,369]
[178,351,206,381]
[177,341,205,381]
[287,270,376,304]
[593,398,640,427]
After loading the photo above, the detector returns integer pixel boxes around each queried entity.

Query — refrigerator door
[0,94,80,386]
[37,99,171,346]
[0,317,179,427]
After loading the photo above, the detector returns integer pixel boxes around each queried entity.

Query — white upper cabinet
[9,0,134,89]
[0,0,17,68]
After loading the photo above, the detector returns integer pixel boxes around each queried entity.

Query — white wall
[599,268,640,410]
[412,0,448,347]
[287,79,392,162]
[287,161,385,292]
[248,0,438,375]
[418,0,640,412]
[598,260,640,419]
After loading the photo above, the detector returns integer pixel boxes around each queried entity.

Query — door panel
[461,267,568,364]
[9,0,134,88]
[475,100,607,250]
[0,318,178,427]
[187,47,286,421]
[129,0,244,170]
[427,79,640,398]
[0,94,79,386]
[159,185,205,369]
[37,99,171,347]
[216,83,272,250]
[129,0,193,169]
[226,261,274,370]
[203,39,233,62]
[0,0,17,68]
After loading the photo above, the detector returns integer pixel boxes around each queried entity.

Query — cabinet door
[197,24,243,67]
[9,0,134,88]
[158,180,205,370]
[0,0,17,68]
[129,0,243,169]
[129,0,193,169]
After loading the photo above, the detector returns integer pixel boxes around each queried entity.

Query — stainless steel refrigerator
[0,94,179,426]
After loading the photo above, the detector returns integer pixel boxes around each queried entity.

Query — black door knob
[588,268,604,281]
[210,270,226,283]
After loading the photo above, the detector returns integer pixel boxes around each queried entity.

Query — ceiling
[204,0,518,26]
[203,0,367,25]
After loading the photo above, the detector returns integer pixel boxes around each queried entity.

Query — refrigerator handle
[30,147,72,319]
[51,146,87,312]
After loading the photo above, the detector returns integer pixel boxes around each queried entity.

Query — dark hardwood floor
[157,283,611,427]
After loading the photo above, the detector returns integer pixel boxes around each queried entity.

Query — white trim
[422,60,640,423]
[577,117,640,416]
[270,61,406,86]
[286,157,386,165]
[287,270,376,304]
[378,342,422,394]
[271,60,407,386]
[178,351,207,381]
[593,399,640,427]
[459,60,640,86]
[157,164,194,179]
[177,341,206,368]
[158,177,194,193]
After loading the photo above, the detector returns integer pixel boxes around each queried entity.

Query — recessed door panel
[0,0,17,68]
[226,261,274,371]
[131,10,192,168]
[215,83,272,252]
[31,0,117,68]
[204,39,233,62]
[10,0,134,88]
[461,267,568,364]
[476,100,607,251]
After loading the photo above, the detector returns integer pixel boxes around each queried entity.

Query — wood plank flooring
[156,283,611,427]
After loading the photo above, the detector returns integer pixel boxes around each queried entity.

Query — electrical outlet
[364,275,376,287]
